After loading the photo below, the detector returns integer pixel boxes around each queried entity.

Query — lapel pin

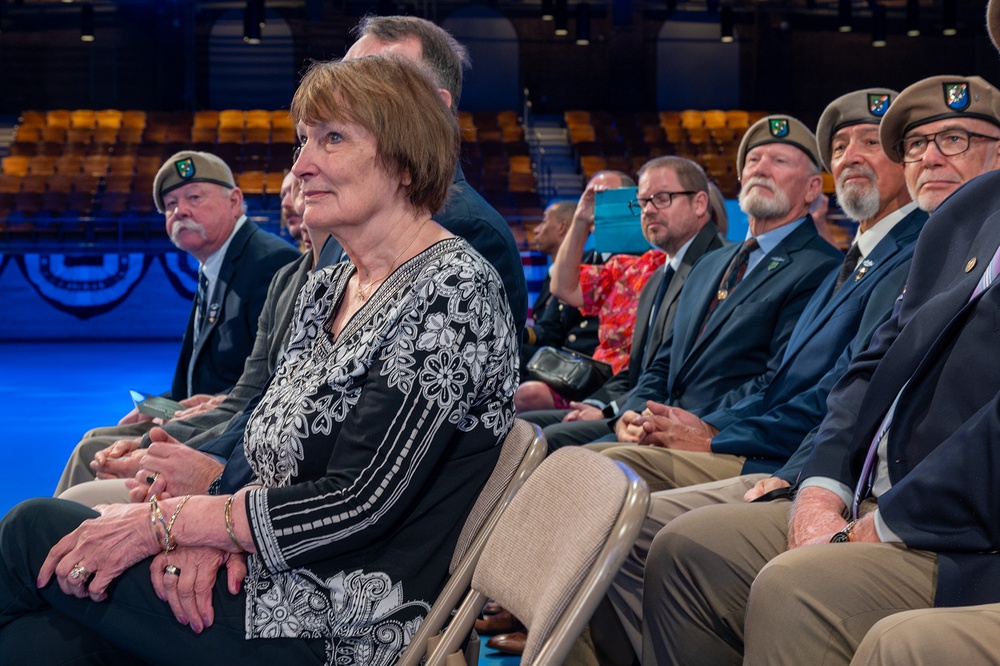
[767,257,786,271]
[207,303,220,325]
[855,259,874,281]
[717,288,729,301]
[965,258,977,272]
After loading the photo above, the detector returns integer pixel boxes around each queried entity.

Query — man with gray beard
[54,151,298,495]
[577,90,932,666]
[585,116,841,467]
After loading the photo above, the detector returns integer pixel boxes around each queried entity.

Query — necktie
[970,241,1000,301]
[193,269,209,347]
[643,265,675,365]
[699,238,758,336]
[834,243,863,293]
[851,241,1000,517]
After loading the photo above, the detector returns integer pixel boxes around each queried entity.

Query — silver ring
[163,564,181,577]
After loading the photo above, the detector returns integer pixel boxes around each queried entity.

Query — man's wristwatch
[830,519,858,543]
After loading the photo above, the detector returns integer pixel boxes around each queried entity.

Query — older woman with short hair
[0,55,517,666]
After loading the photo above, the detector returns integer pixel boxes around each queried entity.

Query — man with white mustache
[581,89,933,665]
[53,151,298,494]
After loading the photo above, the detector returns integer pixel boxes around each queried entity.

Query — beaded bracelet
[224,495,248,554]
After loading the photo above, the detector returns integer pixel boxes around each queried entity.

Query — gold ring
[69,563,93,583]
[145,472,159,484]
[163,564,181,576]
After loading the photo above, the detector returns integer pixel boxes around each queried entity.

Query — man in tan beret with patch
[628,69,1000,666]
[879,74,1000,212]
[54,151,298,493]
[595,115,841,469]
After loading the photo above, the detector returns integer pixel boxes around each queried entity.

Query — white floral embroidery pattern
[242,240,517,666]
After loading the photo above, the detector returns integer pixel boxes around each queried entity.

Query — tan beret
[879,75,1000,163]
[990,0,1000,53]
[153,151,236,213]
[736,115,821,179]
[815,88,898,171]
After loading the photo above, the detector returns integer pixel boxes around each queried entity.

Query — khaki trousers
[851,604,1000,666]
[58,478,132,507]
[54,422,155,496]
[596,474,769,660]
[596,444,746,493]
[644,501,938,666]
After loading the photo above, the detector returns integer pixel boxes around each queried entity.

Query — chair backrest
[397,419,547,666]
[426,446,649,666]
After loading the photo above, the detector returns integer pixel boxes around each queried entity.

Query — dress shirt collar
[200,214,246,286]
[745,216,806,275]
[666,233,698,272]
[852,202,917,262]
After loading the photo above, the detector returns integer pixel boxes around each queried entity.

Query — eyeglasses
[627,191,696,216]
[895,129,1000,163]
[293,144,303,164]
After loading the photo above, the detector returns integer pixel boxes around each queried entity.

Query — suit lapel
[857,213,1000,439]
[783,209,927,363]
[629,268,663,375]
[692,241,791,352]
[670,244,737,382]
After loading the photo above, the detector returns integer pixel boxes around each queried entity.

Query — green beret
[815,88,898,172]
[153,151,236,213]
[879,75,1000,163]
[736,115,821,179]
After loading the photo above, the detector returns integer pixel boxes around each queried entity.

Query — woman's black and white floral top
[241,237,517,665]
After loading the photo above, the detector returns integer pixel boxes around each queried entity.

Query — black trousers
[0,498,325,666]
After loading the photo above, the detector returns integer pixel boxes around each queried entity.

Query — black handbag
[525,347,614,401]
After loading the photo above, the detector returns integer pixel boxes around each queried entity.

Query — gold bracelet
[162,495,192,553]
[224,495,247,554]
[149,495,172,553]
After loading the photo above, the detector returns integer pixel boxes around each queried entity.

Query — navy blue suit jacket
[702,207,927,474]
[617,218,842,420]
[800,170,1000,607]
[170,221,299,399]
[588,223,726,408]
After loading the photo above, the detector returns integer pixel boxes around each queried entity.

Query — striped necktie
[193,270,209,347]
[834,243,863,293]
[699,237,758,337]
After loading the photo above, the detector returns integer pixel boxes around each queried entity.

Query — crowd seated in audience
[12,4,1000,664]
[518,156,727,444]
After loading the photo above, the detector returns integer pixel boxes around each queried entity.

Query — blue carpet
[0,340,177,515]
